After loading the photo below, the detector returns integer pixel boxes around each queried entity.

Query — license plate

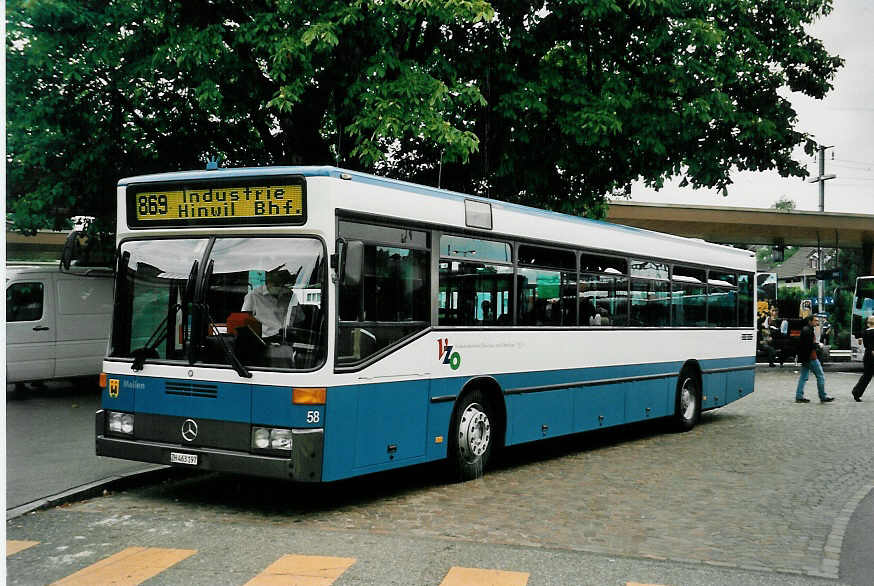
[170,452,198,466]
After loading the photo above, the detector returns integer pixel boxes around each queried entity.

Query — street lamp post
[807,145,836,313]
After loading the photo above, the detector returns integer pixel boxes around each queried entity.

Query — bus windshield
[111,236,327,371]
[850,276,874,361]
[854,278,874,311]
[853,277,874,330]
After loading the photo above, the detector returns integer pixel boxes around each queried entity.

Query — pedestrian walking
[851,315,874,402]
[795,314,834,403]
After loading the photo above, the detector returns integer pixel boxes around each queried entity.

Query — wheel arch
[678,359,703,388]
[672,359,704,432]
[455,376,507,449]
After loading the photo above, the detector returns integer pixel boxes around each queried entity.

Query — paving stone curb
[5,465,169,521]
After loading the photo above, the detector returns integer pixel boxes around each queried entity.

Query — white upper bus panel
[117,166,754,271]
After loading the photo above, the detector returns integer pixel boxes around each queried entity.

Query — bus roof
[118,166,754,268]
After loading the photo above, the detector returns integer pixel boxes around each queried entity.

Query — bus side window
[630,278,670,327]
[438,261,513,327]
[337,221,430,366]
[579,253,629,327]
[738,272,754,327]
[517,267,573,326]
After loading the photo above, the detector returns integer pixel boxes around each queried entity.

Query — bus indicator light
[293,387,326,405]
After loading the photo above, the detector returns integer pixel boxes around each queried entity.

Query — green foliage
[773,196,796,211]
[775,287,805,319]
[836,247,866,287]
[756,247,770,263]
[828,248,868,348]
[7,0,843,233]
[831,288,853,349]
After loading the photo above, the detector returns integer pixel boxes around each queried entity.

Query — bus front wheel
[449,389,494,481]
[673,370,701,432]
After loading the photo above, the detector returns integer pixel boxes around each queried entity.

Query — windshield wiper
[131,259,198,371]
[130,311,176,371]
[195,259,251,378]
[199,302,252,379]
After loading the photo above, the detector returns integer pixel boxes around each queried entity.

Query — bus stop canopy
[607,201,874,250]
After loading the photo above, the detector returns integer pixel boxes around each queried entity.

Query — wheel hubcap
[458,402,491,462]
[680,379,697,421]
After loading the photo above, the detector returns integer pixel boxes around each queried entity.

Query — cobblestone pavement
[40,368,874,579]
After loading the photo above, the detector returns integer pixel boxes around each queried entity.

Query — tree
[7,0,843,233]
[773,196,796,212]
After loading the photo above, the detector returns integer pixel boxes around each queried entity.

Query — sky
[627,0,874,214]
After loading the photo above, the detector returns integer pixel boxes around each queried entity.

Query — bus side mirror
[60,231,79,271]
[336,239,363,287]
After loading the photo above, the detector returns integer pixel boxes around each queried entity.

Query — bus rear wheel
[449,389,494,481]
[672,370,700,432]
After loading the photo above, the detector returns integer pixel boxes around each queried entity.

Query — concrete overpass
[607,201,874,273]
[6,203,873,271]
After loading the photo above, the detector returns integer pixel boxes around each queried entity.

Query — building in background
[758,247,835,292]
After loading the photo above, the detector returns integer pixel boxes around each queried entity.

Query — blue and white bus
[97,166,756,482]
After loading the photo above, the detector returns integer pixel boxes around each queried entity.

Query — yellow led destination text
[134,184,303,221]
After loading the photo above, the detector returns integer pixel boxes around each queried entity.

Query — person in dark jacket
[795,315,834,403]
[851,315,874,401]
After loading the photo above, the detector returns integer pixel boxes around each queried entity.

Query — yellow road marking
[440,566,530,586]
[51,546,196,585]
[7,540,40,556]
[245,554,357,586]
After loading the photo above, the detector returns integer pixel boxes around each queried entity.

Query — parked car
[6,264,113,389]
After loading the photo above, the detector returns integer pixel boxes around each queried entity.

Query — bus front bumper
[95,411,324,482]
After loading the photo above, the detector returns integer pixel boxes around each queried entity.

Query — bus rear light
[99,372,107,389]
[293,387,326,405]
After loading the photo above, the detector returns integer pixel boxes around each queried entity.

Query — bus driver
[241,264,295,342]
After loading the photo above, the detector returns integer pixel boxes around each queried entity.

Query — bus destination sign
[128,177,306,227]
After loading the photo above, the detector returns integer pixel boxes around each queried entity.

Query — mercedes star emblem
[181,418,198,442]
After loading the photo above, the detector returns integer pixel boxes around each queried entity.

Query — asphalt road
[5,380,162,514]
[5,367,874,585]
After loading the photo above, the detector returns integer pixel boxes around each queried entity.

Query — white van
[6,264,114,387]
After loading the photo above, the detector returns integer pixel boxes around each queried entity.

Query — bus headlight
[270,429,292,451]
[252,426,293,452]
[108,411,134,435]
[252,427,270,449]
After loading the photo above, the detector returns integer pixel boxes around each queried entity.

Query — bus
[96,166,757,483]
[851,276,874,361]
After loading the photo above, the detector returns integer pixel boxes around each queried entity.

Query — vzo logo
[438,338,461,370]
